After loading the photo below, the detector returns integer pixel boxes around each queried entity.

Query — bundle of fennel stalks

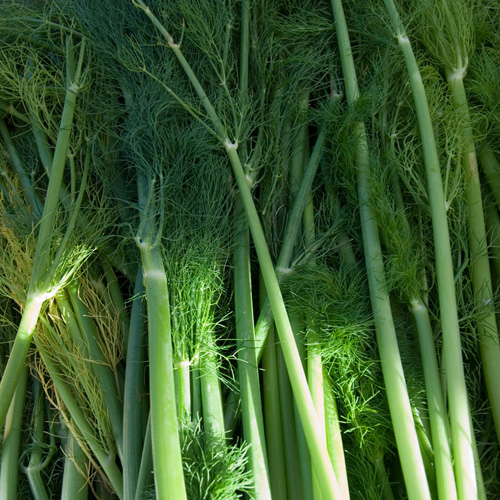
[1,0,500,499]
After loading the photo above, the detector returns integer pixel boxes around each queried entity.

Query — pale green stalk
[331,0,431,498]
[323,377,349,499]
[103,262,130,347]
[446,70,500,454]
[200,337,225,439]
[381,1,479,498]
[277,342,304,500]
[232,0,271,493]
[136,240,186,500]
[123,268,147,500]
[484,194,500,281]
[224,125,329,435]
[253,126,328,356]
[192,365,202,425]
[303,186,349,500]
[234,196,272,499]
[66,283,124,462]
[176,360,191,423]
[290,114,313,500]
[373,451,396,500]
[286,312,312,500]
[225,144,341,499]
[35,341,124,498]
[383,89,456,497]
[134,3,341,497]
[0,365,28,500]
[135,416,153,500]
[134,169,186,498]
[410,294,457,500]
[24,378,52,500]
[479,148,500,211]
[0,36,86,430]
[262,324,288,500]
[61,429,89,500]
[383,161,456,496]
[300,121,342,499]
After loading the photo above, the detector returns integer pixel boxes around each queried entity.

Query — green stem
[225,144,341,500]
[447,74,500,451]
[324,377,349,499]
[0,296,44,428]
[479,147,500,211]
[138,242,186,500]
[253,128,327,356]
[133,0,226,139]
[36,341,123,498]
[177,359,191,423]
[0,36,86,430]
[381,2,477,498]
[0,365,28,500]
[484,192,500,281]
[24,379,50,500]
[135,416,154,500]
[192,364,202,425]
[61,427,89,500]
[234,196,272,499]
[103,262,131,348]
[199,336,225,439]
[277,342,303,500]
[290,313,312,500]
[0,118,43,217]
[123,268,147,500]
[410,296,457,500]
[262,325,288,500]
[135,4,339,496]
[67,282,124,462]
[331,1,431,498]
[224,128,328,433]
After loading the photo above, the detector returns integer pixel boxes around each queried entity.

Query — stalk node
[224,139,238,151]
[397,33,409,45]
[448,67,467,81]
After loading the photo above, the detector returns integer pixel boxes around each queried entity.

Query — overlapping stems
[0,29,88,430]
[3,1,500,499]
[414,0,500,457]
[130,1,342,498]
[330,1,433,498]
[0,4,128,496]
[379,1,482,498]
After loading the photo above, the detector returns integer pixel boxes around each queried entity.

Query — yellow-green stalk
[0,36,87,430]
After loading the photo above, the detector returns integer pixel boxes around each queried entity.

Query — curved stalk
[66,283,124,462]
